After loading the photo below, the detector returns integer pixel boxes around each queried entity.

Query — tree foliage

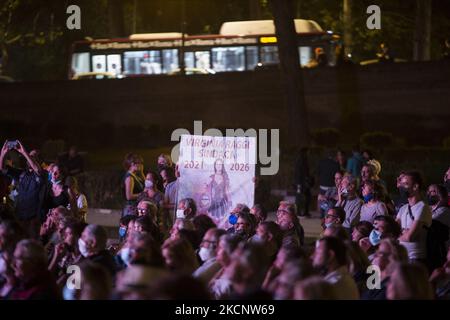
[2,0,449,80]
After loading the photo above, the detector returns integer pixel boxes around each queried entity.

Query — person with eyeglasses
[322,207,346,230]
[276,202,304,247]
[9,239,60,300]
[193,228,226,284]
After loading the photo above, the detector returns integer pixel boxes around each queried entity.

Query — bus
[69,19,340,79]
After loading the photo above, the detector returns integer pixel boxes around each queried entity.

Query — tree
[413,0,432,61]
[270,0,310,147]
[0,0,65,77]
[107,0,125,37]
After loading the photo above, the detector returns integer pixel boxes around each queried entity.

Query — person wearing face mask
[360,180,388,224]
[426,184,450,271]
[428,184,450,234]
[138,171,164,208]
[78,224,116,277]
[336,175,363,233]
[396,171,432,264]
[359,215,402,261]
[312,236,359,299]
[156,154,173,174]
[322,207,346,231]
[193,228,226,284]
[175,198,197,221]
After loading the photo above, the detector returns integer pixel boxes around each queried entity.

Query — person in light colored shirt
[396,171,432,263]
[312,236,359,299]
[336,175,363,231]
[360,180,388,224]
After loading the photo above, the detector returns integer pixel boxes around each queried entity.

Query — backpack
[425,219,449,271]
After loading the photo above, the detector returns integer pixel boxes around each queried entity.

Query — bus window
[246,46,258,70]
[107,54,122,75]
[72,52,90,75]
[211,46,245,72]
[260,46,279,64]
[195,51,211,70]
[162,49,179,73]
[144,50,162,74]
[124,51,145,74]
[184,52,195,69]
[298,46,313,66]
[92,55,106,73]
[124,51,162,75]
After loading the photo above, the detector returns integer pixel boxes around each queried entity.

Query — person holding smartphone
[0,140,45,239]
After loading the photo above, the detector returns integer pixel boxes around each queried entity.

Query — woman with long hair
[122,153,145,217]
[206,158,231,221]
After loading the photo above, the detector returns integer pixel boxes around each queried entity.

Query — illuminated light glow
[89,38,258,51]
[260,36,277,44]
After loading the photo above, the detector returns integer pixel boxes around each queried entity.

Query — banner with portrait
[178,134,256,226]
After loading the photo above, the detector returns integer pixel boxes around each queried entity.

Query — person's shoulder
[414,200,430,213]
[398,202,408,213]
[377,201,388,210]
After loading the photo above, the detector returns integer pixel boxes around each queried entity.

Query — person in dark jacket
[78,224,116,277]
[0,141,45,239]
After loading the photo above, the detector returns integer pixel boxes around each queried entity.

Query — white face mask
[0,255,7,274]
[119,247,133,266]
[251,235,264,244]
[78,238,89,257]
[144,180,153,189]
[198,247,215,262]
[176,209,185,219]
[62,285,77,301]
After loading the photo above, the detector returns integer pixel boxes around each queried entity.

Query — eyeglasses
[325,214,338,219]
[137,208,148,213]
[201,240,217,248]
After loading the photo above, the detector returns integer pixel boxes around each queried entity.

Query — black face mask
[398,186,411,199]
[427,195,440,206]
[157,164,167,172]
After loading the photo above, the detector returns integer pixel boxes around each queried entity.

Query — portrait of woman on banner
[205,158,231,221]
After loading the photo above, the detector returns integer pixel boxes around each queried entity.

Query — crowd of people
[0,140,449,300]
